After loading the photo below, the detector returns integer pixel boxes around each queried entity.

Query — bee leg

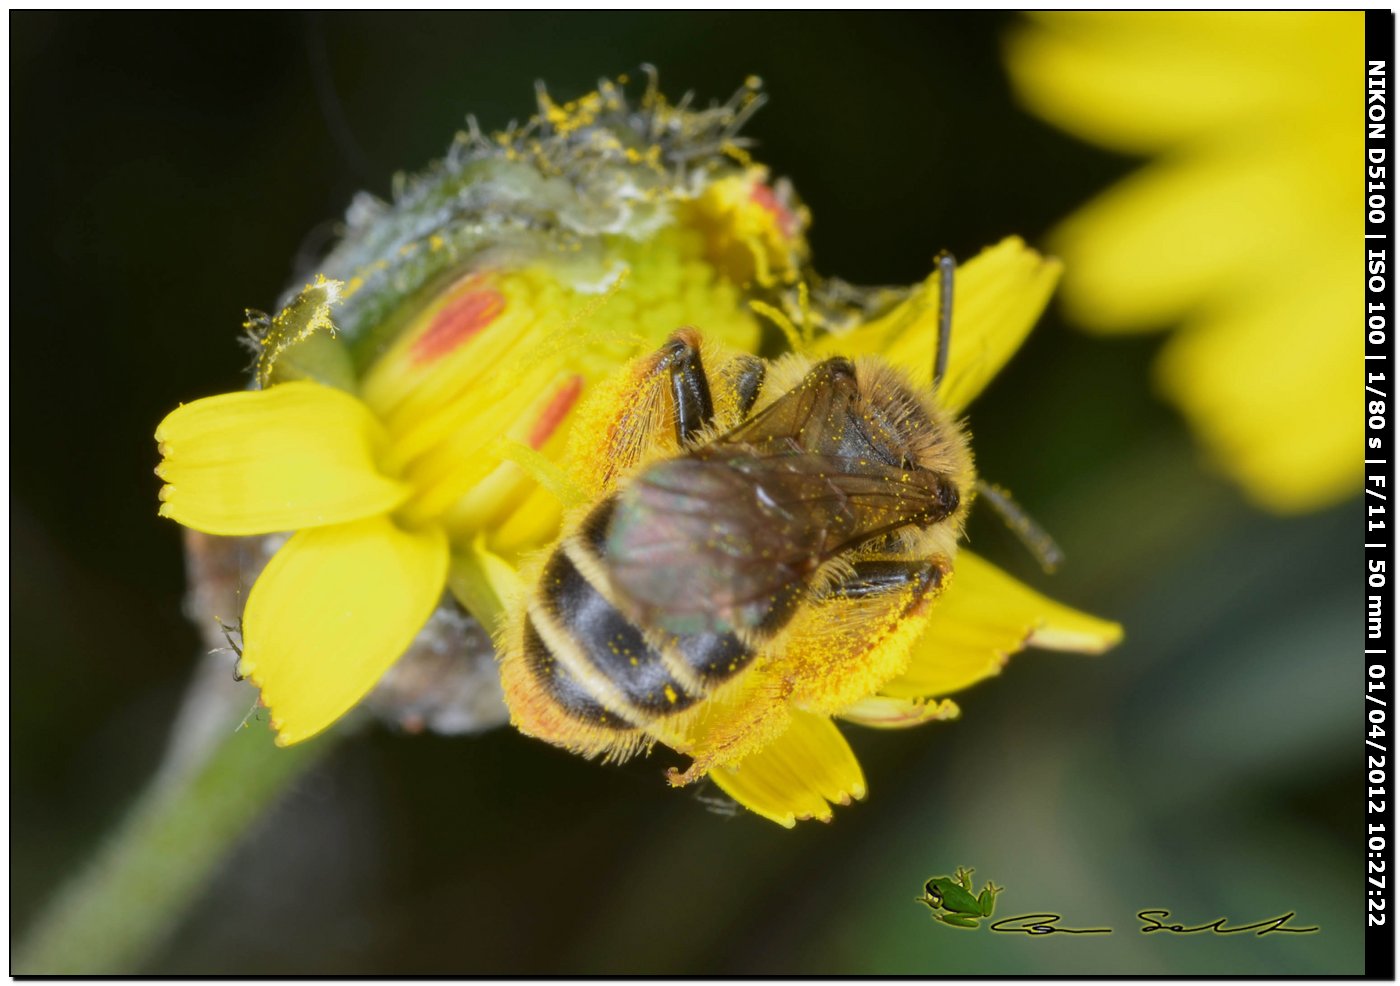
[574,331,724,494]
[783,558,952,716]
[826,560,947,601]
[720,353,767,417]
[657,332,715,445]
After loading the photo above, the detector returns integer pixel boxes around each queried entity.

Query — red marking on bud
[529,375,584,449]
[749,183,797,238]
[410,285,506,365]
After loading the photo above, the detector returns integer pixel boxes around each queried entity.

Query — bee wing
[713,357,864,457]
[604,451,958,636]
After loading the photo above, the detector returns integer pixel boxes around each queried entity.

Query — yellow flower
[1006,12,1362,512]
[499,237,1120,827]
[159,240,762,746]
[155,78,1121,825]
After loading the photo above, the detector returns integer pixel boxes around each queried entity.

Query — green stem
[14,722,333,974]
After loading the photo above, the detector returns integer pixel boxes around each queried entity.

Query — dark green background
[12,11,1361,974]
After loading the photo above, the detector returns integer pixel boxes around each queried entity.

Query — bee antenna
[932,251,955,392]
[975,480,1064,574]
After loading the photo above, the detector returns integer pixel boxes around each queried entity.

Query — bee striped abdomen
[522,497,760,729]
[675,631,753,684]
[519,618,632,729]
[539,547,702,716]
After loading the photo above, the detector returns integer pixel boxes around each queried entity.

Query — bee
[499,257,986,783]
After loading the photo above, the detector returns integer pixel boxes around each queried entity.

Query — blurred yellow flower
[1006,12,1363,512]
[155,78,1121,825]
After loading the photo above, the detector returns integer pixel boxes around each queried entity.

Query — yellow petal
[881,551,1122,699]
[1155,251,1360,512]
[155,382,408,536]
[358,270,547,432]
[709,710,866,828]
[238,515,449,745]
[487,483,567,559]
[838,695,961,730]
[1006,13,1358,155]
[1051,138,1349,333]
[815,237,1061,412]
[446,534,524,631]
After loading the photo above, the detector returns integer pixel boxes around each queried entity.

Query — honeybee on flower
[155,73,1120,826]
